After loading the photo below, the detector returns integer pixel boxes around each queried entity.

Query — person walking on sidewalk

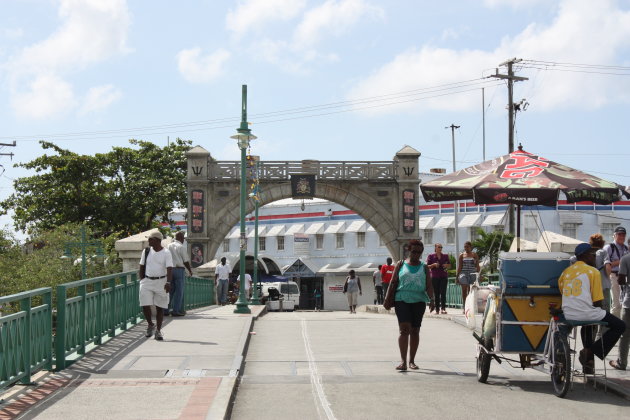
[610,251,630,371]
[381,258,395,301]
[604,226,628,318]
[427,243,450,314]
[457,241,480,314]
[384,239,434,371]
[343,270,362,314]
[558,243,625,373]
[215,257,231,305]
[139,231,173,341]
[167,231,193,317]
[373,265,383,305]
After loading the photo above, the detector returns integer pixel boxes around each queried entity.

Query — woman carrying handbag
[383,239,434,371]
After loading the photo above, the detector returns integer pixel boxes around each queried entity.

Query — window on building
[524,215,540,242]
[357,232,365,248]
[277,236,284,251]
[222,239,229,252]
[601,223,617,240]
[562,223,579,239]
[446,228,455,244]
[336,233,344,249]
[423,229,433,245]
[259,236,266,251]
[469,227,481,241]
[315,234,324,249]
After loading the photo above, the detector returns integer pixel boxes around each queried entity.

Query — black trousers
[432,277,448,311]
[375,285,384,304]
[581,312,626,359]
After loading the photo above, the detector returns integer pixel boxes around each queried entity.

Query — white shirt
[237,273,252,291]
[168,240,189,268]
[216,263,231,280]
[139,247,173,278]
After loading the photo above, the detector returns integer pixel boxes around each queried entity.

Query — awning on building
[367,225,376,232]
[459,214,482,228]
[434,215,454,229]
[346,220,367,232]
[481,213,505,226]
[264,224,285,237]
[418,216,435,230]
[305,222,325,234]
[282,257,322,277]
[559,212,583,225]
[247,226,266,238]
[228,228,241,239]
[597,213,619,225]
[324,222,345,234]
[285,224,304,235]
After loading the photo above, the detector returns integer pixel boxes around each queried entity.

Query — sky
[1,0,630,235]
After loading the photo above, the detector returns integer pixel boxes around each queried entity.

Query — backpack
[607,243,628,261]
[143,246,151,264]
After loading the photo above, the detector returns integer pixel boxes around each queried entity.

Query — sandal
[441,310,447,314]
[609,360,626,371]
[408,362,419,370]
[395,363,407,371]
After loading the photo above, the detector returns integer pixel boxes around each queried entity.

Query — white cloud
[11,74,76,119]
[348,0,630,114]
[176,48,231,84]
[294,0,384,48]
[484,0,552,8]
[226,0,307,38]
[80,84,122,115]
[4,0,131,119]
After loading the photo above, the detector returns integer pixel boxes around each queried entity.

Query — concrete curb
[206,305,267,420]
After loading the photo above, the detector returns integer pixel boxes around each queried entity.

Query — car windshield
[280,284,299,294]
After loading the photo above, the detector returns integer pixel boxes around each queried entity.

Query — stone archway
[185,146,421,266]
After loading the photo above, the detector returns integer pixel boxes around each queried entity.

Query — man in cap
[609,248,630,370]
[604,226,628,318]
[558,243,626,373]
[139,230,173,341]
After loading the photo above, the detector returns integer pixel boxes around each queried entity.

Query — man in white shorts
[139,231,173,341]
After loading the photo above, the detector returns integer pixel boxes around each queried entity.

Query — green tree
[472,228,514,273]
[1,138,193,235]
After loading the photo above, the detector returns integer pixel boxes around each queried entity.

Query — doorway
[297,277,324,310]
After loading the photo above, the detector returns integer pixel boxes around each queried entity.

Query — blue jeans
[217,279,229,304]
[168,268,185,314]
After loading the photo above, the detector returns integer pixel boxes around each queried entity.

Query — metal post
[234,85,252,314]
[80,225,87,280]
[251,161,261,305]
[447,124,461,266]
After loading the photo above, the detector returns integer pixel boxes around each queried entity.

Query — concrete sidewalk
[0,304,266,420]
[364,304,630,400]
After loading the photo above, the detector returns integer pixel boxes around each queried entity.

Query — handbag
[383,260,402,310]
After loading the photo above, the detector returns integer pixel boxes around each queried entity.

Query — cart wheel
[477,337,492,383]
[551,331,571,398]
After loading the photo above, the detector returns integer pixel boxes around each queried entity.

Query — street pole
[447,124,460,267]
[232,85,255,314]
[482,87,486,161]
[490,58,528,237]
[251,160,261,305]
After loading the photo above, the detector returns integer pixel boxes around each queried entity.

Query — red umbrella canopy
[420,147,621,206]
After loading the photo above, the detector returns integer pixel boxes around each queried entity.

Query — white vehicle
[260,281,300,310]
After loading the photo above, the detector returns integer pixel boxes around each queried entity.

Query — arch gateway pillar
[185,145,421,267]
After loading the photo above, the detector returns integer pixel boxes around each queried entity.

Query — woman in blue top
[391,239,434,371]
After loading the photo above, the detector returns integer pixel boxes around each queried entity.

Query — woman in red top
[426,243,450,314]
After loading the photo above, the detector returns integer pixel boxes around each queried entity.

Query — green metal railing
[55,271,141,370]
[183,276,215,310]
[0,288,53,389]
[445,273,501,309]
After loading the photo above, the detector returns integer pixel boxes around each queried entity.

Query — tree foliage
[1,139,192,236]
[472,228,514,273]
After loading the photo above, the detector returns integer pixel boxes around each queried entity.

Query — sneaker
[145,324,155,338]
[172,312,185,317]
[609,360,626,371]
[154,330,164,341]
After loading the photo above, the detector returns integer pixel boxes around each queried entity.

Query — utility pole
[490,58,528,236]
[0,141,16,159]
[446,124,460,265]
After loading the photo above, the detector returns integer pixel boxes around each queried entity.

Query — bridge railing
[184,276,214,310]
[445,273,500,309]
[208,161,397,181]
[0,288,53,389]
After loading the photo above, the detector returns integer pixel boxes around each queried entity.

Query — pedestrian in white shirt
[215,257,231,305]
[166,231,193,316]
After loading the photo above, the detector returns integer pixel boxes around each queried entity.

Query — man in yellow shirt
[558,243,626,373]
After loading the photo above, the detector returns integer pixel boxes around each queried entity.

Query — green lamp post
[231,85,255,314]
[63,224,105,279]
[250,157,261,305]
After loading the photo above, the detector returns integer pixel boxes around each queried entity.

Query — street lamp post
[63,224,105,279]
[231,85,256,314]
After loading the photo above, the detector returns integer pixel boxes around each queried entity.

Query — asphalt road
[231,311,630,420]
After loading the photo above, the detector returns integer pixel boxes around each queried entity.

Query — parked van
[260,281,300,310]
